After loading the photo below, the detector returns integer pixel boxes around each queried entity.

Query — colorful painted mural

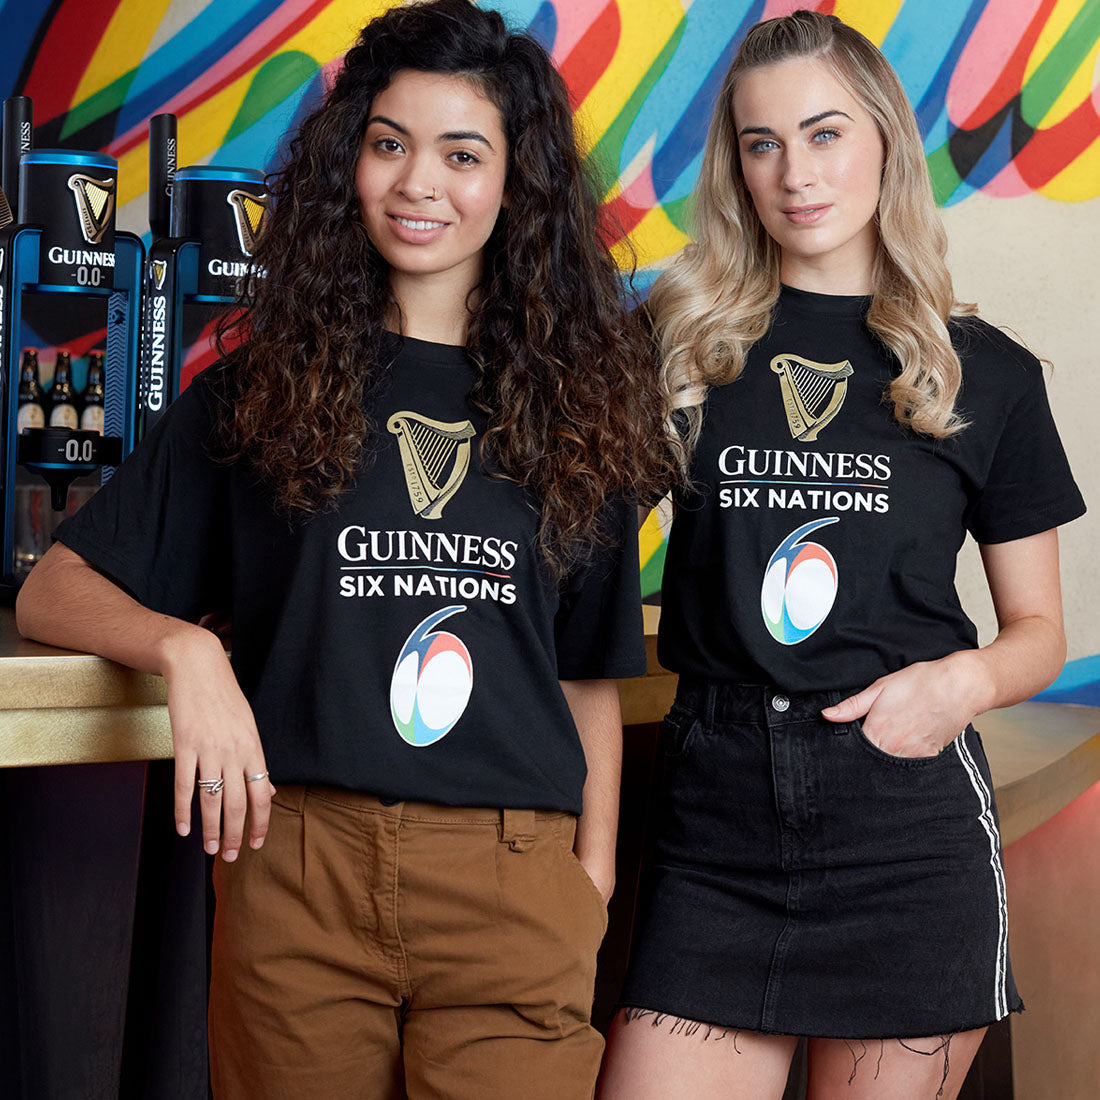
[5,1,1100,254]
[2,0,1096,693]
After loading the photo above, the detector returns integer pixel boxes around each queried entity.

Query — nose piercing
[429,187,438,200]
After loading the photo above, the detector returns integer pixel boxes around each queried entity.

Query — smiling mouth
[390,215,447,230]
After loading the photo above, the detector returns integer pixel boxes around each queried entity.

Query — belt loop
[705,681,717,726]
[500,808,537,852]
[826,689,849,734]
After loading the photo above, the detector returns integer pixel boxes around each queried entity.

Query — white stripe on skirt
[953,729,1009,1019]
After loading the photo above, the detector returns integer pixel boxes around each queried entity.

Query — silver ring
[245,770,270,783]
[197,778,224,795]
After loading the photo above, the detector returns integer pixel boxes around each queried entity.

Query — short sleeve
[53,377,232,620]
[967,356,1086,544]
[554,499,646,680]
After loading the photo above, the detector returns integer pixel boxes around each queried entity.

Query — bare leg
[807,1028,987,1100]
[598,1008,798,1100]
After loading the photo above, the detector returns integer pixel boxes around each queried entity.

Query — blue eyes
[746,128,842,155]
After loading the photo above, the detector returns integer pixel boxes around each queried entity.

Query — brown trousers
[209,786,608,1099]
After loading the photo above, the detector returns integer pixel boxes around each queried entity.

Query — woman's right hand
[16,545,275,861]
[162,626,274,861]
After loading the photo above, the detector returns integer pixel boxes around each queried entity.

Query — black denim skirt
[619,679,1023,1039]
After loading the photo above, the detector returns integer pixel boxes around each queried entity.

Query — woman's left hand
[821,650,992,759]
[824,531,1068,759]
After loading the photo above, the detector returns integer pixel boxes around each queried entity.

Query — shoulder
[949,315,1042,378]
[135,363,235,464]
[169,362,235,428]
[948,315,1049,410]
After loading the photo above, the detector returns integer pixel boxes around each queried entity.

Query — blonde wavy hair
[652,9,973,460]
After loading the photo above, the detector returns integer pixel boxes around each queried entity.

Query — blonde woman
[599,11,1084,1100]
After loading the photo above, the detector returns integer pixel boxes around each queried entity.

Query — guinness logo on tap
[68,174,116,245]
[226,189,270,256]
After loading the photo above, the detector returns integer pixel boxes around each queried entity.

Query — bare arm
[560,677,623,904]
[18,542,217,674]
[822,528,1066,756]
[16,542,272,858]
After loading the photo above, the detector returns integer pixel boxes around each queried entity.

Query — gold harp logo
[151,259,168,290]
[387,412,476,519]
[226,189,270,256]
[770,354,853,441]
[67,174,115,245]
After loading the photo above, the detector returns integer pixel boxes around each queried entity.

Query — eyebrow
[737,109,854,137]
[366,115,495,150]
[439,130,495,149]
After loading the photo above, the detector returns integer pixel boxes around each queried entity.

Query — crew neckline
[779,283,871,318]
[381,330,470,365]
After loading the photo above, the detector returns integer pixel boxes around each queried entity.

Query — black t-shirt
[56,334,645,812]
[659,285,1086,691]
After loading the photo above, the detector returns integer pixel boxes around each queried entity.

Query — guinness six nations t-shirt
[658,285,1085,692]
[57,334,645,812]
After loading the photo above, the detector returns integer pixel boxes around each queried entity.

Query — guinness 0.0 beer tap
[169,166,270,298]
[18,150,117,290]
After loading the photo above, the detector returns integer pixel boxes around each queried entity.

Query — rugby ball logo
[390,606,473,746]
[761,518,839,645]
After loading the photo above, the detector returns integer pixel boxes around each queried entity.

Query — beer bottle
[16,348,46,430]
[48,349,79,429]
[80,350,106,433]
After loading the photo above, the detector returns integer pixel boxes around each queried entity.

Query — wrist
[942,648,997,716]
[573,843,616,904]
[156,619,227,680]
[573,825,616,868]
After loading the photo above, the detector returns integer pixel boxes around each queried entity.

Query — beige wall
[942,194,1098,662]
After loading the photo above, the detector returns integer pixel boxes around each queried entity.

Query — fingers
[174,749,197,836]
[220,772,247,862]
[245,769,274,852]
[198,767,225,856]
[165,656,266,859]
[186,759,272,861]
[821,682,881,722]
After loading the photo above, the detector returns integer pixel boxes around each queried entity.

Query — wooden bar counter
[3,603,1099,1098]
[6,604,1099,846]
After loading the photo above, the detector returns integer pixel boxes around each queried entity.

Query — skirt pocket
[849,717,962,768]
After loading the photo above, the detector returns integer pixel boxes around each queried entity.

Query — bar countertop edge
[3,606,1099,844]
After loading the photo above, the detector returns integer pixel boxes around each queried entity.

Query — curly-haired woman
[16,2,673,1096]
[598,10,1084,1100]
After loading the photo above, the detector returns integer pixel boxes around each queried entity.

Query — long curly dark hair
[215,0,674,575]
